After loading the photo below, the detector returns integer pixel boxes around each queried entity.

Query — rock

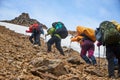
[58,74,80,80]
[31,70,57,80]
[67,57,81,65]
[84,66,104,77]
[31,58,68,76]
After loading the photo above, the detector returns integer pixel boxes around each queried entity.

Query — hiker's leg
[80,40,91,64]
[33,37,36,44]
[36,33,41,46]
[80,49,91,64]
[55,36,64,56]
[114,46,120,77]
[114,50,120,77]
[85,40,96,65]
[47,37,55,52]
[29,33,34,44]
[88,50,97,65]
[106,47,115,77]
[31,29,37,44]
[39,34,41,46]
[117,58,120,77]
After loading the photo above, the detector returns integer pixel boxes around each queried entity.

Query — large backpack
[33,24,44,34]
[95,28,103,43]
[112,20,120,32]
[76,26,96,42]
[37,25,44,34]
[52,22,68,39]
[96,21,120,45]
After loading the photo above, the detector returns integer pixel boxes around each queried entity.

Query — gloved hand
[26,30,32,33]
[70,38,74,42]
[25,30,28,32]
[45,34,49,37]
[97,42,102,47]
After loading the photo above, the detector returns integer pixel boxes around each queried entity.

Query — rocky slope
[0,25,118,80]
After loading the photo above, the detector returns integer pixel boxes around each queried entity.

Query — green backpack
[99,21,120,45]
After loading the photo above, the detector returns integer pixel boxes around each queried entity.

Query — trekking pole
[44,34,47,42]
[98,46,100,68]
[68,41,72,53]
[103,46,107,68]
[25,32,28,41]
[66,41,72,57]
[68,35,74,53]
[103,46,106,58]
[44,34,47,47]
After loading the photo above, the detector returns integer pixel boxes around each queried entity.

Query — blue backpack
[52,22,68,39]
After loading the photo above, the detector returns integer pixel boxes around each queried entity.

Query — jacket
[47,27,61,39]
[26,23,39,33]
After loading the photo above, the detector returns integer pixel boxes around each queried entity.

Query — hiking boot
[89,56,97,65]
[93,64,97,67]
[81,55,91,64]
[38,42,41,46]
[109,75,116,79]
[117,73,120,78]
[86,64,91,67]
[47,50,52,53]
[33,44,38,47]
[114,65,118,70]
[61,53,65,56]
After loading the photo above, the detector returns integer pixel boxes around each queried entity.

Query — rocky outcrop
[68,30,76,36]
[1,13,47,29]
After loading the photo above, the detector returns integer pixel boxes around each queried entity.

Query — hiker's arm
[45,33,49,37]
[26,30,32,33]
[71,36,83,42]
[97,41,102,47]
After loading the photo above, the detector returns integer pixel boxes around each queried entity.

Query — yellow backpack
[76,26,96,42]
[111,20,120,32]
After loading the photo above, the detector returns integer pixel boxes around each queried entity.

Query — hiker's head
[34,21,38,24]
[52,22,58,27]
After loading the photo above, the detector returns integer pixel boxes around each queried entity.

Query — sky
[0,0,120,30]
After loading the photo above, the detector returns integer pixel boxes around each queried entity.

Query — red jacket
[26,23,39,33]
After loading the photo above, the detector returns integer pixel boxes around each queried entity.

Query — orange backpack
[76,26,96,42]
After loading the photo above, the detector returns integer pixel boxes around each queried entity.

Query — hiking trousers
[80,40,96,65]
[106,44,120,77]
[47,36,64,56]
[29,32,41,46]
[80,40,95,57]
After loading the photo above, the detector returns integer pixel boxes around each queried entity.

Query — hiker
[96,21,120,78]
[45,22,68,56]
[71,26,97,65]
[26,21,44,46]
